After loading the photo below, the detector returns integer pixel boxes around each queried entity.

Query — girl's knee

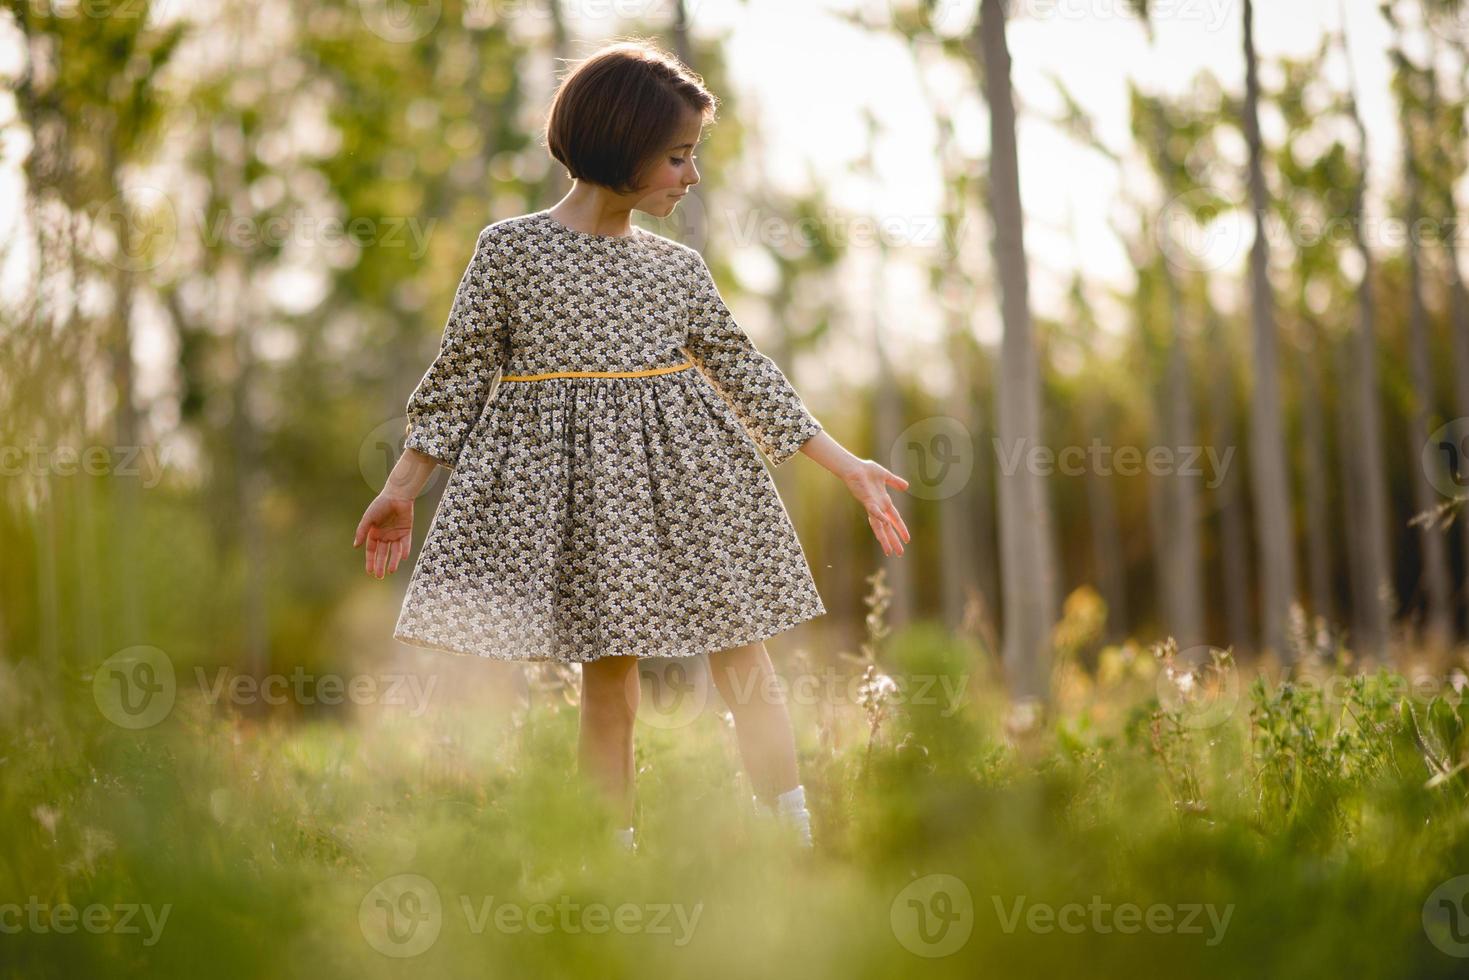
[709,641,774,711]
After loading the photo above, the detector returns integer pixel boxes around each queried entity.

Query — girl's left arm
[400,224,508,470]
[680,249,823,468]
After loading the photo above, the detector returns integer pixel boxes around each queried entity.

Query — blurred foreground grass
[4,589,1469,978]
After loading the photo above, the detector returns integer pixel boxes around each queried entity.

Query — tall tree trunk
[1085,440,1128,643]
[1241,0,1299,662]
[1159,261,1204,646]
[214,15,271,688]
[938,310,980,631]
[1393,42,1454,651]
[226,245,271,687]
[1337,8,1394,661]
[972,371,1001,646]
[103,132,143,647]
[872,257,915,630]
[1424,30,1469,627]
[1206,305,1253,653]
[924,95,985,634]
[1294,319,1334,630]
[972,0,1058,704]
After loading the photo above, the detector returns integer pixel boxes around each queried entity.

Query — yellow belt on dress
[499,360,695,382]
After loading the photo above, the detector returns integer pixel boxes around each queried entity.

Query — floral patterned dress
[391,209,826,663]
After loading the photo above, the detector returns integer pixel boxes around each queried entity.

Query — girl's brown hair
[543,39,718,195]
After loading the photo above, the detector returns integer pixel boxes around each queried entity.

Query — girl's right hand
[353,492,415,579]
[841,459,910,557]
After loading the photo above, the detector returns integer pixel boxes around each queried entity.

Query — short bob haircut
[544,39,718,195]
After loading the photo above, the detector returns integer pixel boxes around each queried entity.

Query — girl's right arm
[352,448,437,579]
[355,223,508,578]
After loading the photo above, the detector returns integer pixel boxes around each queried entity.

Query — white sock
[757,784,813,848]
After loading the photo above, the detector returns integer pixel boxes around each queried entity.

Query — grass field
[4,584,1469,978]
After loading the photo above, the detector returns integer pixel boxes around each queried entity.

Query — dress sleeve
[403,226,506,468]
[681,250,823,467]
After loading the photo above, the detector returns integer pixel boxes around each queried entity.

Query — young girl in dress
[352,39,910,854]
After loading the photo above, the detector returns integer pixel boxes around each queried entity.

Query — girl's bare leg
[577,654,640,827]
[707,640,800,802]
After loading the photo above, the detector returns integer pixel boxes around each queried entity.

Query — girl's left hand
[353,493,415,578]
[841,459,911,557]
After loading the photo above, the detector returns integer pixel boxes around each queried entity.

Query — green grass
[3,604,1469,978]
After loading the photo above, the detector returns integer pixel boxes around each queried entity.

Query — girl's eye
[671,154,697,166]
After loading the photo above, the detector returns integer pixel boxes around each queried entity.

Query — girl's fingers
[881,511,904,555]
[884,498,910,541]
[871,497,906,543]
[871,514,897,556]
[370,531,385,576]
[885,469,909,491]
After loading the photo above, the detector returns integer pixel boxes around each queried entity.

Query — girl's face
[633,118,702,216]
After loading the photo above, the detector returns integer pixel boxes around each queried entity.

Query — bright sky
[0,0,1449,391]
[679,0,1425,364]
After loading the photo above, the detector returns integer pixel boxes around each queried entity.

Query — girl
[352,40,910,854]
